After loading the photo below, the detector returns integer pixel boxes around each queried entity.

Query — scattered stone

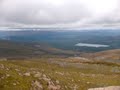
[73,85,78,90]
[47,80,61,90]
[32,71,36,74]
[6,74,10,77]
[0,64,4,69]
[34,72,42,78]
[18,73,22,76]
[48,84,61,90]
[43,77,51,82]
[13,83,16,86]
[30,68,37,71]
[87,82,90,84]
[55,72,64,76]
[1,76,4,79]
[56,80,59,84]
[65,85,68,89]
[6,68,9,71]
[15,69,20,72]
[72,79,74,82]
[42,74,46,78]
[24,72,31,76]
[42,74,51,82]
[31,80,43,90]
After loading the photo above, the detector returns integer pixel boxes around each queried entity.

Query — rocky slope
[0,58,120,90]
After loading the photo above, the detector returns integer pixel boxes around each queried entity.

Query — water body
[75,43,109,48]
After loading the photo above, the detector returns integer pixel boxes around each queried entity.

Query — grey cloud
[0,0,90,26]
[0,0,120,29]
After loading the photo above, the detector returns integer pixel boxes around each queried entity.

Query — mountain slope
[85,49,120,60]
[0,59,120,90]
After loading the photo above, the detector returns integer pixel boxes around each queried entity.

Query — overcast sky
[0,0,120,29]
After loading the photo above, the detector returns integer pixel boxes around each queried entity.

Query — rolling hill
[0,40,77,59]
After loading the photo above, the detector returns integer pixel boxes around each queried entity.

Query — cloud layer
[0,0,119,29]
